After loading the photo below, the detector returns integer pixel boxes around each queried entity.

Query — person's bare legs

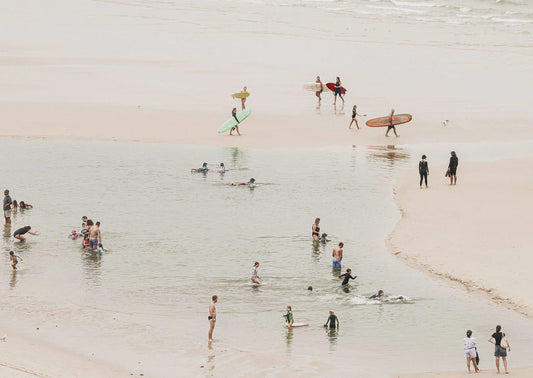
[472,357,479,373]
[495,357,500,373]
[15,235,26,243]
[393,128,399,137]
[340,94,344,103]
[453,175,457,185]
[235,125,241,136]
[354,118,359,129]
[241,98,245,110]
[502,356,508,374]
[349,119,354,129]
[208,319,216,342]
[466,357,472,373]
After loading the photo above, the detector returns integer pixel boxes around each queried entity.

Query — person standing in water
[385,108,399,137]
[208,295,218,342]
[338,268,357,285]
[333,76,344,106]
[349,105,360,129]
[251,262,261,284]
[419,155,429,188]
[284,306,294,329]
[315,76,324,103]
[447,151,458,185]
[312,218,321,242]
[229,107,241,136]
[464,330,480,374]
[4,189,13,224]
[324,311,339,329]
[489,325,510,374]
[332,242,343,269]
[9,251,21,270]
[240,86,248,110]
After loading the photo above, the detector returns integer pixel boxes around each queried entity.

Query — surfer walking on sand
[230,108,241,136]
[208,295,217,342]
[240,86,247,110]
[419,155,429,188]
[333,76,344,106]
[447,151,458,185]
[385,108,399,137]
[332,242,343,269]
[315,76,324,103]
[349,105,360,129]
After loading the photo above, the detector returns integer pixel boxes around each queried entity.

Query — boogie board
[366,114,412,127]
[217,109,252,134]
[326,83,347,94]
[303,82,324,92]
[232,92,250,99]
[285,323,309,328]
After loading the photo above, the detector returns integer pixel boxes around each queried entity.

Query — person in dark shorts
[419,155,429,188]
[230,107,241,136]
[338,268,357,285]
[9,251,21,270]
[13,226,39,242]
[4,189,13,224]
[447,151,458,185]
[312,218,321,242]
[324,311,339,329]
[333,76,344,106]
[385,109,399,137]
[488,325,510,374]
[349,105,360,129]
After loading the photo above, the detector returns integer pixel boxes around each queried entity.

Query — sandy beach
[389,158,533,318]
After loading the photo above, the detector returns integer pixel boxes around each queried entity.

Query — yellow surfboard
[232,92,250,99]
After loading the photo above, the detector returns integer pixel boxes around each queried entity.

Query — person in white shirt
[464,330,480,373]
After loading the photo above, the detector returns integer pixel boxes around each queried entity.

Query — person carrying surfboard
[385,108,399,137]
[333,76,344,106]
[229,108,241,136]
[240,86,247,110]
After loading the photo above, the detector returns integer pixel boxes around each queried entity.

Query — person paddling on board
[385,108,399,137]
[324,311,339,329]
[349,105,360,129]
[240,86,247,110]
[315,76,324,103]
[283,306,294,328]
[229,108,241,136]
[333,76,344,106]
[230,178,255,186]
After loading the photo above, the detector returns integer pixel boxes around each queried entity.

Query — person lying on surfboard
[229,108,241,136]
[385,108,400,138]
[230,178,255,186]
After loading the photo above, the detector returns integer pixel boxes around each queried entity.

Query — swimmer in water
[191,163,209,173]
[9,251,21,270]
[217,163,228,173]
[338,268,357,285]
[230,178,255,186]
[369,290,384,300]
[19,201,33,209]
[251,261,261,284]
[324,311,339,329]
[320,233,330,243]
[229,108,241,136]
[283,306,294,329]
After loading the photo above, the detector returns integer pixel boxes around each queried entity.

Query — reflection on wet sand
[365,145,410,168]
[82,249,102,287]
[325,327,338,351]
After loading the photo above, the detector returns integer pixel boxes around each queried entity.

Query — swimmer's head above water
[248,178,255,184]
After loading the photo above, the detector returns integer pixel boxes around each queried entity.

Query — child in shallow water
[98,243,106,253]
[82,234,89,248]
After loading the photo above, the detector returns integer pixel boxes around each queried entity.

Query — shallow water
[1,139,532,375]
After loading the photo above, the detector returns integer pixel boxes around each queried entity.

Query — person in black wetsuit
[447,151,458,185]
[369,290,384,300]
[312,218,320,242]
[419,154,429,188]
[229,107,241,136]
[324,311,339,329]
[333,76,344,106]
[349,105,360,129]
[338,268,357,285]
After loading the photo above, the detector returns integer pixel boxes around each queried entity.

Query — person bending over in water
[333,77,344,106]
[230,178,255,186]
[9,251,21,270]
[13,226,39,242]
[230,108,241,136]
[419,155,429,188]
[320,233,330,243]
[385,108,399,137]
[283,306,294,329]
[447,151,458,185]
[324,311,339,329]
[251,261,261,284]
[240,86,247,110]
[369,290,384,300]
[315,76,324,103]
[349,105,360,129]
[312,218,321,242]
[19,201,33,209]
[338,268,357,285]
[332,242,343,269]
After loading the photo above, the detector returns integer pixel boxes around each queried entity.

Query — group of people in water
[71,216,105,253]
[191,162,257,187]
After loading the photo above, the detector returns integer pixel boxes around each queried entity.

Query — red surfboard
[326,83,347,94]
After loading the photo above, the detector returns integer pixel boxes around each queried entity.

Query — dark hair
[249,178,255,183]
[254,261,259,265]
[220,163,224,166]
[315,218,320,223]
[346,268,351,272]
[451,151,456,156]
[96,222,100,226]
[339,242,344,247]
[287,305,292,310]
[82,216,87,219]
[496,325,501,333]
[378,290,384,295]
[422,155,427,159]
[212,295,218,300]
[307,286,313,291]
[466,330,472,337]
[26,226,31,230]
[203,162,207,167]
[98,243,103,247]
[9,251,14,255]
[87,220,94,226]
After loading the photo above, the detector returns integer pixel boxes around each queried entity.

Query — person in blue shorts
[332,242,343,269]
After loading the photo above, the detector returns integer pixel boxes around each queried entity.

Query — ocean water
[1,139,533,376]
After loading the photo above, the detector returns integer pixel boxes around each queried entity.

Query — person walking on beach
[208,295,217,342]
[4,190,13,224]
[240,86,248,110]
[338,268,357,285]
[464,330,480,373]
[230,108,241,136]
[489,325,510,374]
[315,76,324,103]
[284,306,294,329]
[333,77,344,106]
[447,151,458,185]
[419,155,429,188]
[324,311,339,330]
[312,218,321,242]
[13,226,39,242]
[385,109,399,137]
[251,262,261,284]
[9,251,22,270]
[349,105,360,129]
[332,242,343,269]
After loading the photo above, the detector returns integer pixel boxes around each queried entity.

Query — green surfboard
[217,109,252,134]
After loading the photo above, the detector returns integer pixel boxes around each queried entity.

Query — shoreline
[388,157,533,319]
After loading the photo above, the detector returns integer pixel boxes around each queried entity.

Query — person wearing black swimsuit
[333,76,344,105]
[312,218,320,242]
[229,107,241,136]
[349,105,360,129]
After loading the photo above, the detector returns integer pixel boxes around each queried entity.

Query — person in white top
[464,330,480,373]
[251,262,261,284]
